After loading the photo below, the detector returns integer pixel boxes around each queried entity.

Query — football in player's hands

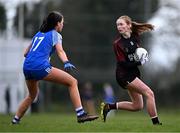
[134,47,149,62]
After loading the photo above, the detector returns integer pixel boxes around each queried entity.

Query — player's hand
[140,53,149,65]
[64,61,76,72]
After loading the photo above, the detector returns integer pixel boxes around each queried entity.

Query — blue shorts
[23,66,52,80]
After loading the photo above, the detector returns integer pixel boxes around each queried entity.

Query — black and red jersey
[113,33,141,68]
[113,33,142,88]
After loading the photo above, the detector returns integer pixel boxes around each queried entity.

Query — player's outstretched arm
[55,43,76,72]
[55,43,69,63]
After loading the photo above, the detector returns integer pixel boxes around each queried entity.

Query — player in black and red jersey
[101,15,162,125]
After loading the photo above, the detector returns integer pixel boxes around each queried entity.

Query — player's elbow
[24,53,27,57]
[57,49,65,57]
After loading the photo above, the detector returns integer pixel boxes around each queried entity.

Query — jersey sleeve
[52,30,62,46]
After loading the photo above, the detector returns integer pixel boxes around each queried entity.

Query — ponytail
[39,11,63,33]
[39,19,48,32]
[131,21,154,35]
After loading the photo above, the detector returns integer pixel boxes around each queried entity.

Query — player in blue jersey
[12,11,98,124]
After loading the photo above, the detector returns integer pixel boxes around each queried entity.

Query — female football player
[12,11,98,124]
[101,15,161,125]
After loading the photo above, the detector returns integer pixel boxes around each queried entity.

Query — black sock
[151,117,160,124]
[109,103,117,110]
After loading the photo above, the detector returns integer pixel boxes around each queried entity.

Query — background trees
[0,3,6,32]
[4,0,180,111]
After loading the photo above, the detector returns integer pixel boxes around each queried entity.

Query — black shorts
[116,67,140,89]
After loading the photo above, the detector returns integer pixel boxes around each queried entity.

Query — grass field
[0,109,180,132]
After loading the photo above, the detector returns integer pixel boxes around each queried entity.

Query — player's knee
[27,95,36,103]
[69,77,78,86]
[146,89,154,99]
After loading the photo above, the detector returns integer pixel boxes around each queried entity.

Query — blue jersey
[23,30,62,70]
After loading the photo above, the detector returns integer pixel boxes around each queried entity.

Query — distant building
[0,37,30,113]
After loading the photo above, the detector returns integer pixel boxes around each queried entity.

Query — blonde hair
[118,15,154,35]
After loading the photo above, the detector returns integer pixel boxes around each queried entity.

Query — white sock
[75,106,85,117]
[14,115,19,120]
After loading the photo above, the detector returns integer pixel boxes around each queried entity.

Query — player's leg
[12,80,39,124]
[126,77,161,125]
[116,90,143,111]
[101,89,143,122]
[126,78,157,116]
[43,67,98,122]
[43,67,81,108]
[100,72,143,122]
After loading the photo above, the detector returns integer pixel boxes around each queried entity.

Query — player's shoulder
[33,31,41,37]
[131,32,140,44]
[113,35,121,44]
[131,32,140,39]
[51,30,62,39]
[31,31,41,41]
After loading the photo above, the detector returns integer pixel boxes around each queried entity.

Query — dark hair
[39,11,63,33]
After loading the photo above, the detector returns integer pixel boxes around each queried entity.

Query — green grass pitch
[0,109,180,132]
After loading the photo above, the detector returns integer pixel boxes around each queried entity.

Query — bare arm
[55,43,69,63]
[24,43,32,57]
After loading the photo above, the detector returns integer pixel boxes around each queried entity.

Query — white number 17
[30,37,44,51]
